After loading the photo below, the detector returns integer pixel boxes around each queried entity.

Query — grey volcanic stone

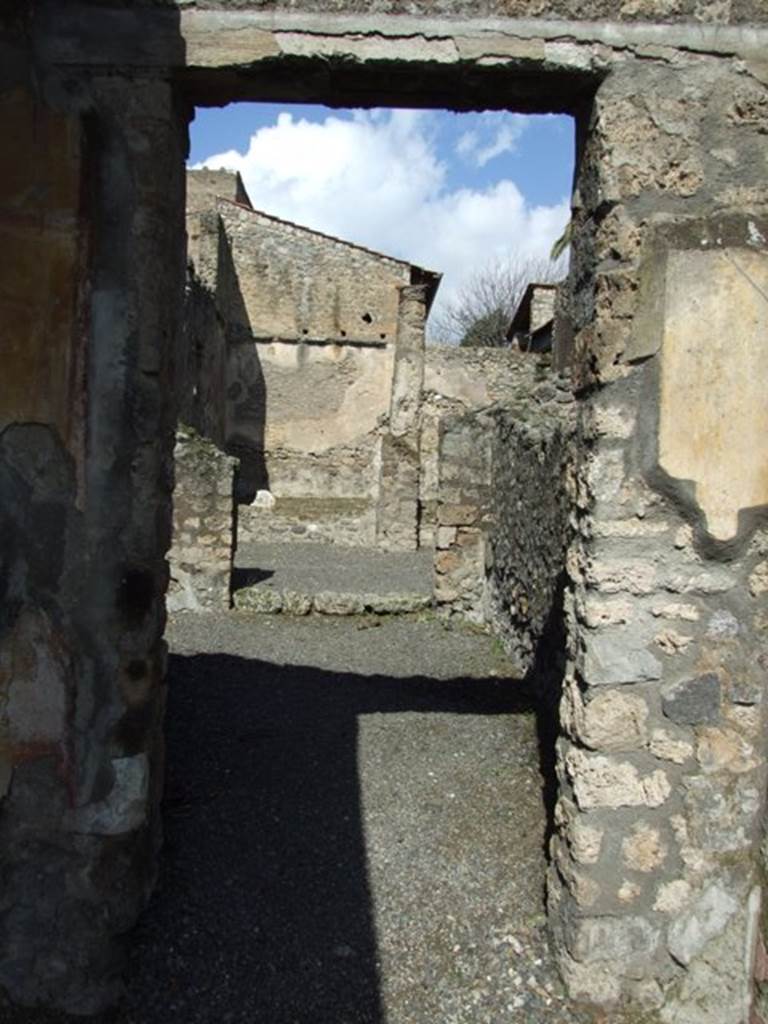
[582,632,662,686]
[313,591,365,615]
[566,913,660,964]
[234,587,283,613]
[363,592,432,614]
[282,590,312,616]
[667,883,739,966]
[662,674,720,725]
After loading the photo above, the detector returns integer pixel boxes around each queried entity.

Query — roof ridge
[213,195,440,280]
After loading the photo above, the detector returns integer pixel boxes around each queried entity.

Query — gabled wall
[182,176,431,549]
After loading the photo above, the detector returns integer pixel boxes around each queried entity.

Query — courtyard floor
[118,612,595,1024]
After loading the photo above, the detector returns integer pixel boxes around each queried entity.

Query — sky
[189,103,574,339]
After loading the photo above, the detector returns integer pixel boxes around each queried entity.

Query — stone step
[233,585,432,616]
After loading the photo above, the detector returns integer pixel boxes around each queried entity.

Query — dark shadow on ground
[118,652,538,1024]
[230,566,275,590]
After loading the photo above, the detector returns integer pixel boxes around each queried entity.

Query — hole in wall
[117,567,155,627]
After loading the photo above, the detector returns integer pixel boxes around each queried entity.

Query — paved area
[233,542,434,614]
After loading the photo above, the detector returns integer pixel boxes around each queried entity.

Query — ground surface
[2,612,600,1024]
[120,613,594,1024]
[234,541,434,602]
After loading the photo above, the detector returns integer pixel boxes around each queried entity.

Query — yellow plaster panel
[659,248,768,541]
[0,88,83,450]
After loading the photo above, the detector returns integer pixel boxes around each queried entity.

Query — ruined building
[507,281,559,352]
[173,171,564,618]
[2,3,768,1022]
[179,168,440,553]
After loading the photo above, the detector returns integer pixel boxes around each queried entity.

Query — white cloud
[456,113,528,168]
[455,129,477,159]
[193,109,569,339]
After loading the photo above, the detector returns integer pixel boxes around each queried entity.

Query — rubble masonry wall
[420,346,559,546]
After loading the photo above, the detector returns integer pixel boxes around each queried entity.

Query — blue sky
[190,103,573,335]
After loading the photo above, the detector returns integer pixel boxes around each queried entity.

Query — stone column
[0,61,188,1012]
[550,58,768,1024]
[375,284,427,551]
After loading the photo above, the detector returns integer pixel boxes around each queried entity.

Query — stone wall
[235,337,392,547]
[215,199,415,345]
[548,56,768,1023]
[167,428,237,612]
[179,1,767,22]
[529,285,557,334]
[184,178,434,550]
[433,365,575,667]
[0,18,188,1011]
[420,346,550,546]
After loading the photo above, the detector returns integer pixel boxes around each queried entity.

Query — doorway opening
[169,102,575,613]
[147,95,583,1023]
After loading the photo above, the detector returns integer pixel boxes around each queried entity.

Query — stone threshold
[233,586,433,616]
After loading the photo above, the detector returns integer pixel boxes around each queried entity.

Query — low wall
[168,428,237,612]
[238,495,376,547]
[433,368,576,676]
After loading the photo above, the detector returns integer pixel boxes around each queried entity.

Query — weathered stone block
[648,728,693,765]
[234,587,283,613]
[363,593,431,614]
[654,627,694,654]
[684,775,760,853]
[435,549,462,574]
[587,559,657,595]
[695,726,757,774]
[438,503,479,527]
[555,798,604,865]
[667,883,739,967]
[565,748,670,810]
[566,912,660,964]
[581,630,662,687]
[650,600,700,622]
[662,674,720,725]
[313,592,365,615]
[750,560,768,596]
[654,879,692,915]
[571,685,649,752]
[622,822,667,872]
[435,526,457,548]
[282,590,312,616]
